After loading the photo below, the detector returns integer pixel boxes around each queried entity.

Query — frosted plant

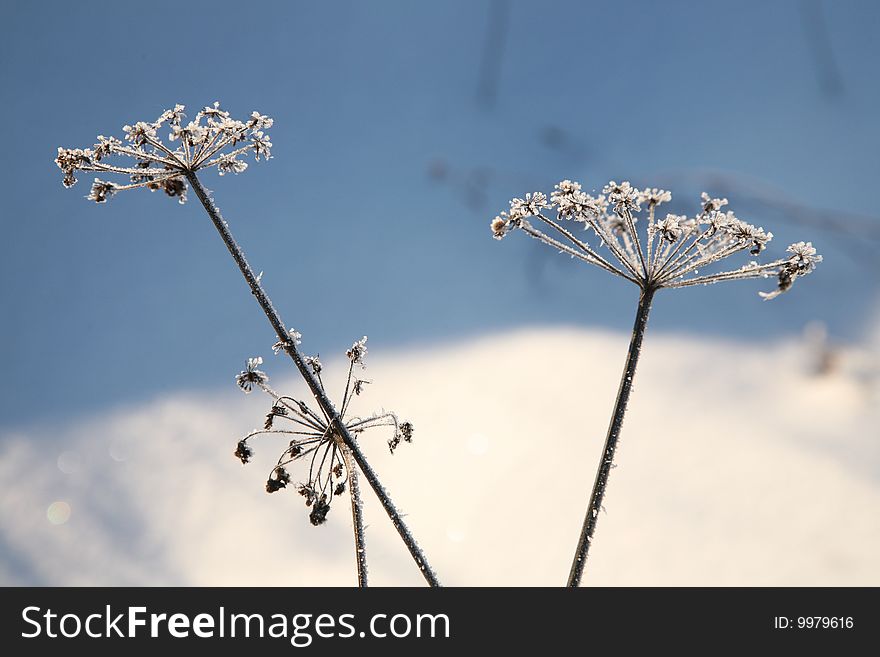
[56,102,439,587]
[491,180,822,586]
[54,102,272,204]
[233,336,413,587]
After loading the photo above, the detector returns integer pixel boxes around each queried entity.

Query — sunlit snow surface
[1,326,878,586]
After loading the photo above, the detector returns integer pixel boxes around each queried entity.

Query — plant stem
[186,172,440,587]
[567,286,655,587]
[343,449,368,587]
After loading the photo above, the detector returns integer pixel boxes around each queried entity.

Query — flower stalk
[491,179,822,585]
[188,172,439,586]
[56,102,439,587]
[567,285,654,587]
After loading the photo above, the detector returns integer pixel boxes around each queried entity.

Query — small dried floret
[702,210,733,236]
[700,192,729,213]
[309,494,331,526]
[248,111,274,131]
[298,483,316,505]
[272,329,302,355]
[265,467,291,493]
[509,192,549,218]
[156,104,186,127]
[87,179,117,203]
[55,147,94,188]
[655,214,685,242]
[400,421,414,442]
[234,440,253,464]
[264,403,288,430]
[603,181,640,214]
[304,355,322,375]
[92,135,121,160]
[346,336,368,367]
[552,179,600,220]
[236,356,268,393]
[353,379,370,396]
[216,154,248,176]
[786,241,823,273]
[122,121,157,145]
[153,177,187,204]
[638,188,672,208]
[251,131,272,161]
[491,215,510,240]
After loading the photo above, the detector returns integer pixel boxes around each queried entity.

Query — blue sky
[2,0,879,426]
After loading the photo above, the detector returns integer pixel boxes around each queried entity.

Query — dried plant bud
[700,192,729,214]
[265,467,291,493]
[234,440,253,464]
[400,421,414,443]
[87,179,117,203]
[346,336,368,367]
[491,215,510,240]
[309,495,331,526]
[298,483,316,506]
[264,403,288,429]
[304,355,322,376]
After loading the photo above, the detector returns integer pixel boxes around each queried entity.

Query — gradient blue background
[2,0,878,427]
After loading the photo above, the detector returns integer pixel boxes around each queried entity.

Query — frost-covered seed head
[234,333,412,527]
[55,101,274,204]
[490,180,821,299]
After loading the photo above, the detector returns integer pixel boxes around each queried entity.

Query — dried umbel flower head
[233,334,413,526]
[491,179,822,298]
[55,102,273,204]
[235,357,268,393]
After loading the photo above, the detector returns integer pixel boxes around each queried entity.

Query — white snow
[0,325,877,586]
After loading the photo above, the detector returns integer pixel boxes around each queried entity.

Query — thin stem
[567,286,655,587]
[186,171,440,587]
[343,448,368,587]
